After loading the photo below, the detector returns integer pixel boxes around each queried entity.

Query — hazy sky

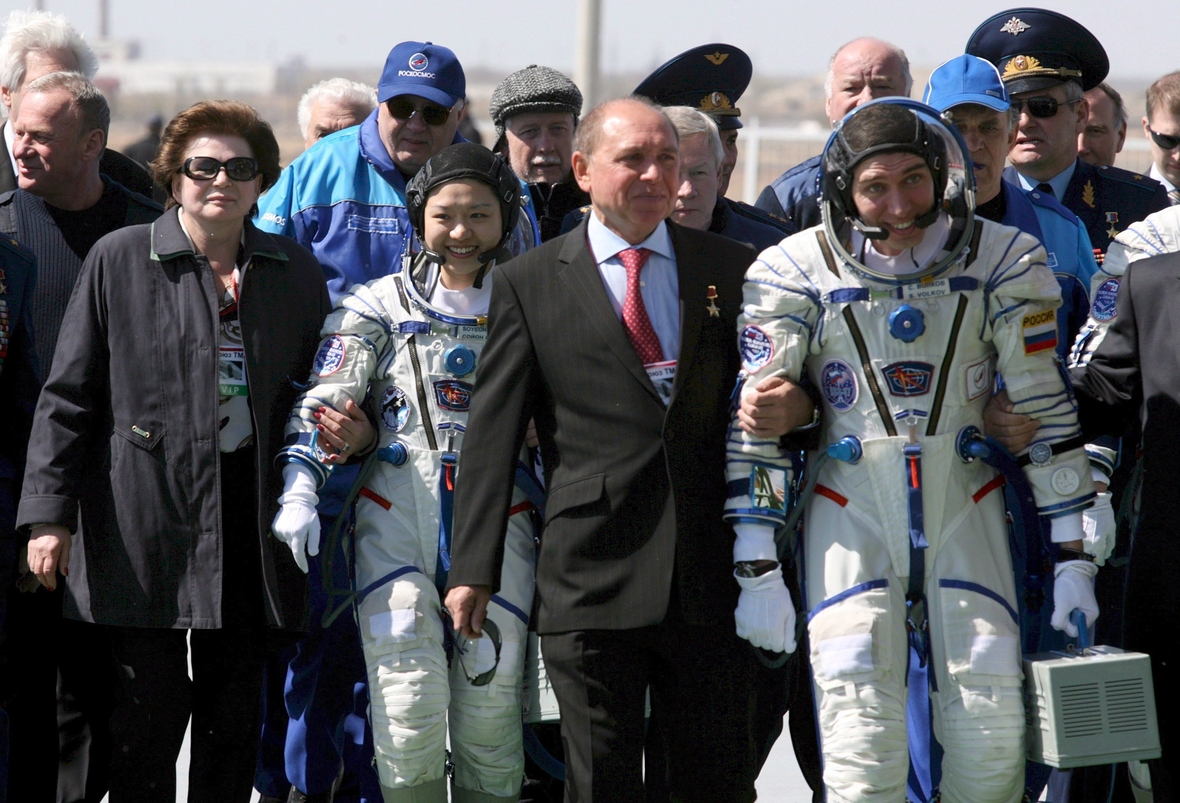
[29,0,1180,81]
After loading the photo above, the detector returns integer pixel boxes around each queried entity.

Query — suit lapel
[558,220,662,401]
[1062,159,1101,238]
[669,223,708,403]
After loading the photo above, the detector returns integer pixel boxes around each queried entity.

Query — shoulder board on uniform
[725,198,795,235]
[1095,164,1166,195]
[0,231,36,265]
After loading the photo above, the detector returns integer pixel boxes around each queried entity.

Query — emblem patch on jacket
[882,362,934,396]
[820,359,858,411]
[1021,309,1058,355]
[1091,279,1119,322]
[433,380,473,412]
[381,385,411,432]
[739,325,774,371]
[313,335,347,376]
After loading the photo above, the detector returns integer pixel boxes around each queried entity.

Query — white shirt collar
[1150,163,1177,194]
[4,118,17,176]
[586,212,674,264]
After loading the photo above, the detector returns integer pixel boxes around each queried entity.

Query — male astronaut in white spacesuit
[272,143,537,803]
[724,99,1099,803]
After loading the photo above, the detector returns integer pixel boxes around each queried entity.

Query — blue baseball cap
[923,54,1011,113]
[377,41,465,107]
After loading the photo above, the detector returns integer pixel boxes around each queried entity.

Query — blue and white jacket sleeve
[988,235,1094,532]
[279,280,393,488]
[723,238,819,532]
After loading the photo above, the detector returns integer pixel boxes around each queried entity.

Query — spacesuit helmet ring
[819,98,976,283]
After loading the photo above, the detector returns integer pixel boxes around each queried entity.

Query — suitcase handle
[1070,609,1091,650]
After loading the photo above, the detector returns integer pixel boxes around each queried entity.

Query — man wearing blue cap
[920,53,1102,803]
[252,41,473,803]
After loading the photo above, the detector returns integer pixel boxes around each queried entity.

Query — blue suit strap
[1001,181,1045,243]
[491,594,530,626]
[356,565,424,605]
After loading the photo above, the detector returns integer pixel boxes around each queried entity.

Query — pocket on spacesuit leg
[936,579,1023,700]
[358,569,444,652]
[808,580,894,691]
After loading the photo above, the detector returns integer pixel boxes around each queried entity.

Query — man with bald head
[756,37,911,231]
[445,97,764,802]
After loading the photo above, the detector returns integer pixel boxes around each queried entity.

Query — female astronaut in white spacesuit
[273,143,537,803]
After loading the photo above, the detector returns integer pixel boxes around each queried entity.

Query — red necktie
[619,247,664,364]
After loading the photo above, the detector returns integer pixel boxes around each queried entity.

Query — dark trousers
[107,448,269,803]
[541,602,759,803]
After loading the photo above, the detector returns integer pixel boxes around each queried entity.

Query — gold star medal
[1105,212,1120,240]
[706,285,720,317]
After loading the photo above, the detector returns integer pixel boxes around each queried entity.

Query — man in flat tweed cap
[491,64,588,240]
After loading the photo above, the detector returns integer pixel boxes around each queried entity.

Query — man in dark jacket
[0,70,159,803]
[0,9,155,200]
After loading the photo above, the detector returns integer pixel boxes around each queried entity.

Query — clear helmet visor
[819,98,976,283]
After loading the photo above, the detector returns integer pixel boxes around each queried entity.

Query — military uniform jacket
[17,208,331,629]
[1006,160,1169,257]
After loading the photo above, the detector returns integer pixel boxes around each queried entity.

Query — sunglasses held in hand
[182,156,261,181]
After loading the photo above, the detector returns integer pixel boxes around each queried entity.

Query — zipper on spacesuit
[925,295,969,436]
[841,307,898,436]
[393,276,439,451]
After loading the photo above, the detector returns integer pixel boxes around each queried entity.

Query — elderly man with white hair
[0,9,153,196]
[754,37,911,233]
[665,105,782,251]
[297,77,376,152]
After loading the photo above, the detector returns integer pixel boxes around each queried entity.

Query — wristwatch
[734,560,779,578]
[1056,547,1095,564]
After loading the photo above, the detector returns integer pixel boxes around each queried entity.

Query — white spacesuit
[276,146,537,803]
[725,100,1096,803]
[1071,203,1180,367]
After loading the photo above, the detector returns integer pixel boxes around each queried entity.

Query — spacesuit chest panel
[810,278,993,441]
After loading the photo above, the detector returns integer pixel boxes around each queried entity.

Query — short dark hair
[841,102,919,155]
[152,100,281,211]
[1092,82,1127,131]
[572,95,677,160]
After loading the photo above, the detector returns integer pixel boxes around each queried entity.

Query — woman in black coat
[17,100,368,802]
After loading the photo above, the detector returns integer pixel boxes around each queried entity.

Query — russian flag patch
[1021,309,1058,355]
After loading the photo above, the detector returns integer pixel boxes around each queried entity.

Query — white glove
[735,565,797,654]
[1082,492,1116,566]
[271,464,321,573]
[1051,560,1099,638]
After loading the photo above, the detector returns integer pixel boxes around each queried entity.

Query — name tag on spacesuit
[900,278,951,300]
[645,360,676,406]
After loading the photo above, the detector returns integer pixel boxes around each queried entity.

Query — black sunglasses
[182,156,260,182]
[386,97,454,126]
[1011,97,1082,119]
[1148,127,1180,151]
[444,613,502,686]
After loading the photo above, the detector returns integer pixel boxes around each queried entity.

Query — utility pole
[574,0,601,108]
[99,0,109,37]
